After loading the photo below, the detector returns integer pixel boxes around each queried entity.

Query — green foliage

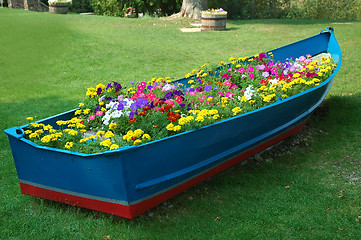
[209,0,361,20]
[286,0,361,20]
[90,0,182,17]
[70,0,93,13]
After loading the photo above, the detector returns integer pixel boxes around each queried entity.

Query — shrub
[208,0,361,20]
[70,0,93,13]
[90,0,182,17]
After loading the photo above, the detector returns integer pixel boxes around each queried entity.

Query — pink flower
[96,111,103,116]
[238,68,245,73]
[249,73,254,79]
[89,115,95,120]
[226,91,234,98]
[217,92,224,96]
[147,92,157,101]
[247,66,254,73]
[199,96,205,102]
[175,95,183,104]
[271,67,278,75]
[224,80,231,86]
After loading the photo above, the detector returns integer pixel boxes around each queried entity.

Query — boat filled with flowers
[5,27,342,219]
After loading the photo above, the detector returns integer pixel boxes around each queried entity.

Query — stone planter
[201,13,227,31]
[49,3,69,14]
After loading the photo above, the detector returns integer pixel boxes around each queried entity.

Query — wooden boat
[4,27,342,219]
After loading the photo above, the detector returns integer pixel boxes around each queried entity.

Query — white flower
[268,79,279,86]
[48,0,72,5]
[244,85,255,100]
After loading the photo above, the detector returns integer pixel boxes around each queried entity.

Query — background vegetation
[1,8,360,239]
[68,0,361,20]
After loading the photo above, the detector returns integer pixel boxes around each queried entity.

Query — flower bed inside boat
[24,53,337,154]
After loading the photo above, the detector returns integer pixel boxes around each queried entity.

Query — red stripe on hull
[19,120,307,219]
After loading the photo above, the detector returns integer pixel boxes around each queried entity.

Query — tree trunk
[180,0,208,20]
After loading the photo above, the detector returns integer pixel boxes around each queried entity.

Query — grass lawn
[1,8,361,239]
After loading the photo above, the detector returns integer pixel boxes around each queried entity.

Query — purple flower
[96,87,102,95]
[93,106,100,113]
[204,85,212,91]
[256,64,265,71]
[136,97,148,108]
[117,103,124,111]
[196,86,203,92]
[114,81,123,91]
[106,83,112,90]
[130,103,137,111]
[129,112,134,119]
[262,71,270,78]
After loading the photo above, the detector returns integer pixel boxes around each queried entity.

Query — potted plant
[201,8,227,31]
[48,0,72,14]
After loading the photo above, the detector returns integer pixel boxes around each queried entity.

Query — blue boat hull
[4,28,342,218]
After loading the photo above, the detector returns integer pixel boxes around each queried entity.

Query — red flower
[260,80,268,86]
[129,118,136,123]
[139,111,146,116]
[156,100,164,106]
[164,104,173,112]
[143,106,151,111]
[167,112,181,122]
[153,125,158,128]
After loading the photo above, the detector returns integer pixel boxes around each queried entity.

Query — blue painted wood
[4,28,342,216]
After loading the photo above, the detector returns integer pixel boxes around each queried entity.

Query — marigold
[65,142,73,149]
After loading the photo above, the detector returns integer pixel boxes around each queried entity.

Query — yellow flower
[110,144,119,150]
[166,123,175,131]
[185,73,192,78]
[96,83,106,90]
[232,107,242,116]
[29,132,38,138]
[201,63,207,68]
[83,109,91,115]
[133,129,144,138]
[65,142,73,149]
[109,123,117,130]
[188,80,194,84]
[25,130,32,135]
[26,117,33,121]
[96,130,105,137]
[173,125,181,131]
[134,139,142,145]
[75,109,82,115]
[195,116,204,122]
[101,107,107,112]
[100,139,112,147]
[79,103,84,107]
[142,134,151,140]
[104,131,114,139]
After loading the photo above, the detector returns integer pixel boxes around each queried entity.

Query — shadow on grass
[227,19,359,26]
